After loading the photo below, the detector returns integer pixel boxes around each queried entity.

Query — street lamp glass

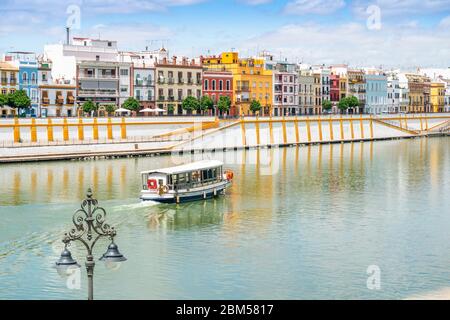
[99,242,127,263]
[56,248,79,267]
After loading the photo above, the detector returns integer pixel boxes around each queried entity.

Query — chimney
[66,27,70,45]
[191,59,195,66]
[163,57,167,64]
[172,56,177,64]
[182,57,187,66]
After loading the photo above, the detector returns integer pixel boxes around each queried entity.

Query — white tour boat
[140,160,234,203]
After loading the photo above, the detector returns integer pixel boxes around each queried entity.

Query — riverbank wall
[0,115,448,163]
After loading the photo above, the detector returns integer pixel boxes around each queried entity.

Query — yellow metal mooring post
[282,117,287,144]
[318,116,323,141]
[121,117,127,139]
[63,118,69,141]
[107,117,113,140]
[31,118,37,142]
[47,118,54,142]
[255,116,260,145]
[13,118,20,143]
[329,116,334,141]
[93,118,99,140]
[78,118,84,141]
[360,115,364,139]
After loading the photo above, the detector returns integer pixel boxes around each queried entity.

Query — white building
[270,60,298,116]
[38,60,76,117]
[45,37,130,107]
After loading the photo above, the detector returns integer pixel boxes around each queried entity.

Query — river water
[0,137,449,299]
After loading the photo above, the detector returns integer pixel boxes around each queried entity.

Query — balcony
[168,78,175,84]
[78,89,118,97]
[135,80,154,87]
[178,78,184,84]
[235,86,250,92]
[136,95,154,101]
[187,78,193,84]
[158,96,165,101]
[79,74,118,80]
[157,78,165,84]
[41,97,50,105]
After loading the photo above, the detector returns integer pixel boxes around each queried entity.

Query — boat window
[142,174,148,189]
[171,174,177,185]
[192,170,201,183]
[178,173,186,184]
[158,179,164,186]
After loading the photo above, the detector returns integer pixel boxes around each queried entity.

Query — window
[22,72,28,83]
[31,72,36,84]
[120,69,128,76]
[226,80,231,91]
[108,42,112,47]
[219,80,223,91]
[204,80,209,90]
[212,80,216,91]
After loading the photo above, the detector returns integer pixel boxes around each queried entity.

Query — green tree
[105,104,116,116]
[199,96,214,114]
[338,97,350,113]
[82,100,96,115]
[9,90,31,110]
[122,97,140,112]
[348,96,360,110]
[217,96,231,114]
[167,104,175,115]
[249,100,262,115]
[0,94,8,107]
[322,100,332,112]
[182,96,199,114]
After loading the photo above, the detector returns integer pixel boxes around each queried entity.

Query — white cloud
[284,0,346,15]
[439,15,450,28]
[0,0,206,15]
[240,22,450,68]
[352,0,450,17]
[239,0,272,5]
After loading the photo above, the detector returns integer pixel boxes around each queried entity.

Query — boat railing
[168,178,223,192]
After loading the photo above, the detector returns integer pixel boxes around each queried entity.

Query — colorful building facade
[203,52,272,116]
[430,82,445,113]
[0,61,19,116]
[202,70,233,116]
[5,52,39,116]
[364,74,388,114]
[155,56,202,115]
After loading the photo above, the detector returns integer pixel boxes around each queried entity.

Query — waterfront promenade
[0,114,449,163]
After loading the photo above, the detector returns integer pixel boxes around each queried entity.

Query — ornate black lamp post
[55,188,126,300]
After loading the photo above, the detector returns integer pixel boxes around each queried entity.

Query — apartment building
[348,70,365,114]
[4,52,39,116]
[38,60,76,117]
[0,61,19,116]
[298,69,315,115]
[155,56,202,115]
[272,61,298,116]
[202,70,233,116]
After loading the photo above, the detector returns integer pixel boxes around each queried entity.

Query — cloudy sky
[1,0,450,68]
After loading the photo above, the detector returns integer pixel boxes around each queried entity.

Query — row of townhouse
[2,35,450,117]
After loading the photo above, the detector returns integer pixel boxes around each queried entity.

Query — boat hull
[141,181,230,204]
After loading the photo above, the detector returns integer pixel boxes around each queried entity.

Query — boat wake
[405,287,450,300]
[110,201,160,212]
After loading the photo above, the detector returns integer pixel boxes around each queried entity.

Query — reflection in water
[0,138,449,299]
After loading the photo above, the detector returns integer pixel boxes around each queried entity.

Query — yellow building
[430,82,445,113]
[202,52,273,116]
[0,62,19,116]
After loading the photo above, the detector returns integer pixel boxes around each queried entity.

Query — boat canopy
[141,160,224,176]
